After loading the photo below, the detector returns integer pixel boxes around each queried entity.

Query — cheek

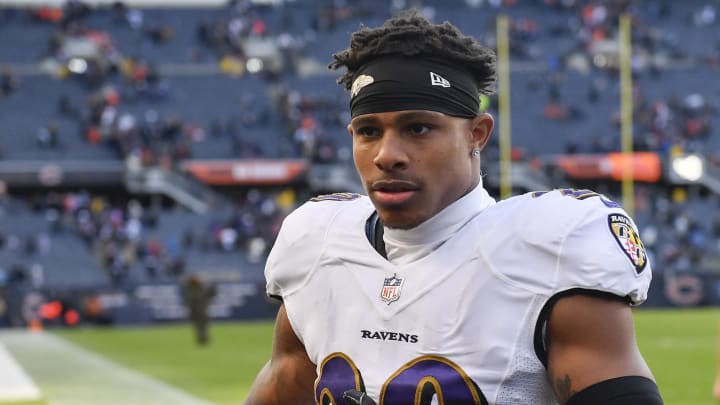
[423,145,472,195]
[425,144,466,175]
[352,144,373,174]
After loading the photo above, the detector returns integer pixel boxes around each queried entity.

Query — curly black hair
[329,10,496,95]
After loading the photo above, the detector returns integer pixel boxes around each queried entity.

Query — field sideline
[0,307,717,404]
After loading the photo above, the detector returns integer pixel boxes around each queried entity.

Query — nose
[373,132,408,171]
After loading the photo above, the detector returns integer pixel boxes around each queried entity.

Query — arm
[243,304,317,405]
[546,293,661,404]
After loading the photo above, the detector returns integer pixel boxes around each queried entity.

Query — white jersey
[265,188,652,405]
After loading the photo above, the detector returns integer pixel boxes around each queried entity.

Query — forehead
[350,110,453,126]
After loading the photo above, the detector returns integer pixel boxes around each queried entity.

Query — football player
[243,11,662,405]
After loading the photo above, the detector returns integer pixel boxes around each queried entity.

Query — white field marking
[0,341,42,402]
[0,330,214,405]
[647,336,713,350]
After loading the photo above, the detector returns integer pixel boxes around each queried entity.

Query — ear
[347,123,354,137]
[469,113,494,151]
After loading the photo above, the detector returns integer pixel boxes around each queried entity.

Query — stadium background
[0,0,719,403]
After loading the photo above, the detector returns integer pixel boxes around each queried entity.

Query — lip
[373,190,417,205]
[370,180,419,205]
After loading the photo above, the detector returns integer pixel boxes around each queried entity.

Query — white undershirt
[383,180,496,266]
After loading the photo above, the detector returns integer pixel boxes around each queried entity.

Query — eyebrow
[350,110,444,127]
[394,111,444,122]
[350,115,379,127]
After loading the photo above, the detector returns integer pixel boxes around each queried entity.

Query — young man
[244,12,662,405]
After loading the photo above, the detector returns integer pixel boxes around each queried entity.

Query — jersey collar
[383,180,495,265]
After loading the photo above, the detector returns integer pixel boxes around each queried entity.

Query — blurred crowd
[2,0,719,160]
[1,0,720,288]
[0,186,301,287]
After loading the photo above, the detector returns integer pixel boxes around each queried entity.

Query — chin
[384,222,417,230]
[379,213,424,230]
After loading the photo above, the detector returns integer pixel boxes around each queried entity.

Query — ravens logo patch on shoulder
[608,214,647,274]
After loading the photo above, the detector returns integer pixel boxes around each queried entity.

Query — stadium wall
[1,281,280,327]
[0,274,718,329]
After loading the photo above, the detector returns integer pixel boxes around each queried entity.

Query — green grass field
[54,321,274,404]
[19,308,717,404]
[635,308,718,404]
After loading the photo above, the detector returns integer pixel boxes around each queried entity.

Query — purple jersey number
[316,353,488,404]
[316,353,365,404]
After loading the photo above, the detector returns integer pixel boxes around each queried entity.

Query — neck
[382,181,494,265]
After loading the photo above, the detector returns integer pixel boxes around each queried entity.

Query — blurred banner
[0,0,228,7]
[0,160,125,187]
[181,159,307,185]
[644,272,720,308]
[550,152,662,182]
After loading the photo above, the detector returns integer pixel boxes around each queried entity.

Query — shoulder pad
[556,200,651,304]
[265,194,372,298]
[484,189,651,304]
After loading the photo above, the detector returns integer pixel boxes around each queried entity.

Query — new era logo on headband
[430,72,451,88]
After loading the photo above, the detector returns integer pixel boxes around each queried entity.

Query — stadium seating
[2,0,720,318]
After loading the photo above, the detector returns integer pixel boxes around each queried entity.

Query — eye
[407,123,432,136]
[356,126,380,137]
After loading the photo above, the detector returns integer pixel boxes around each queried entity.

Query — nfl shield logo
[380,274,404,305]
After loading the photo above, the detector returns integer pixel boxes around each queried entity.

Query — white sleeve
[557,205,652,305]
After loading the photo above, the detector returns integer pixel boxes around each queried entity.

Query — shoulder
[484,189,651,304]
[481,188,617,256]
[495,188,635,245]
[552,190,651,304]
[265,193,373,298]
[279,192,372,242]
[504,188,621,226]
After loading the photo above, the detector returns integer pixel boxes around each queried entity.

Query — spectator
[36,124,59,149]
[182,275,216,346]
[0,67,20,97]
